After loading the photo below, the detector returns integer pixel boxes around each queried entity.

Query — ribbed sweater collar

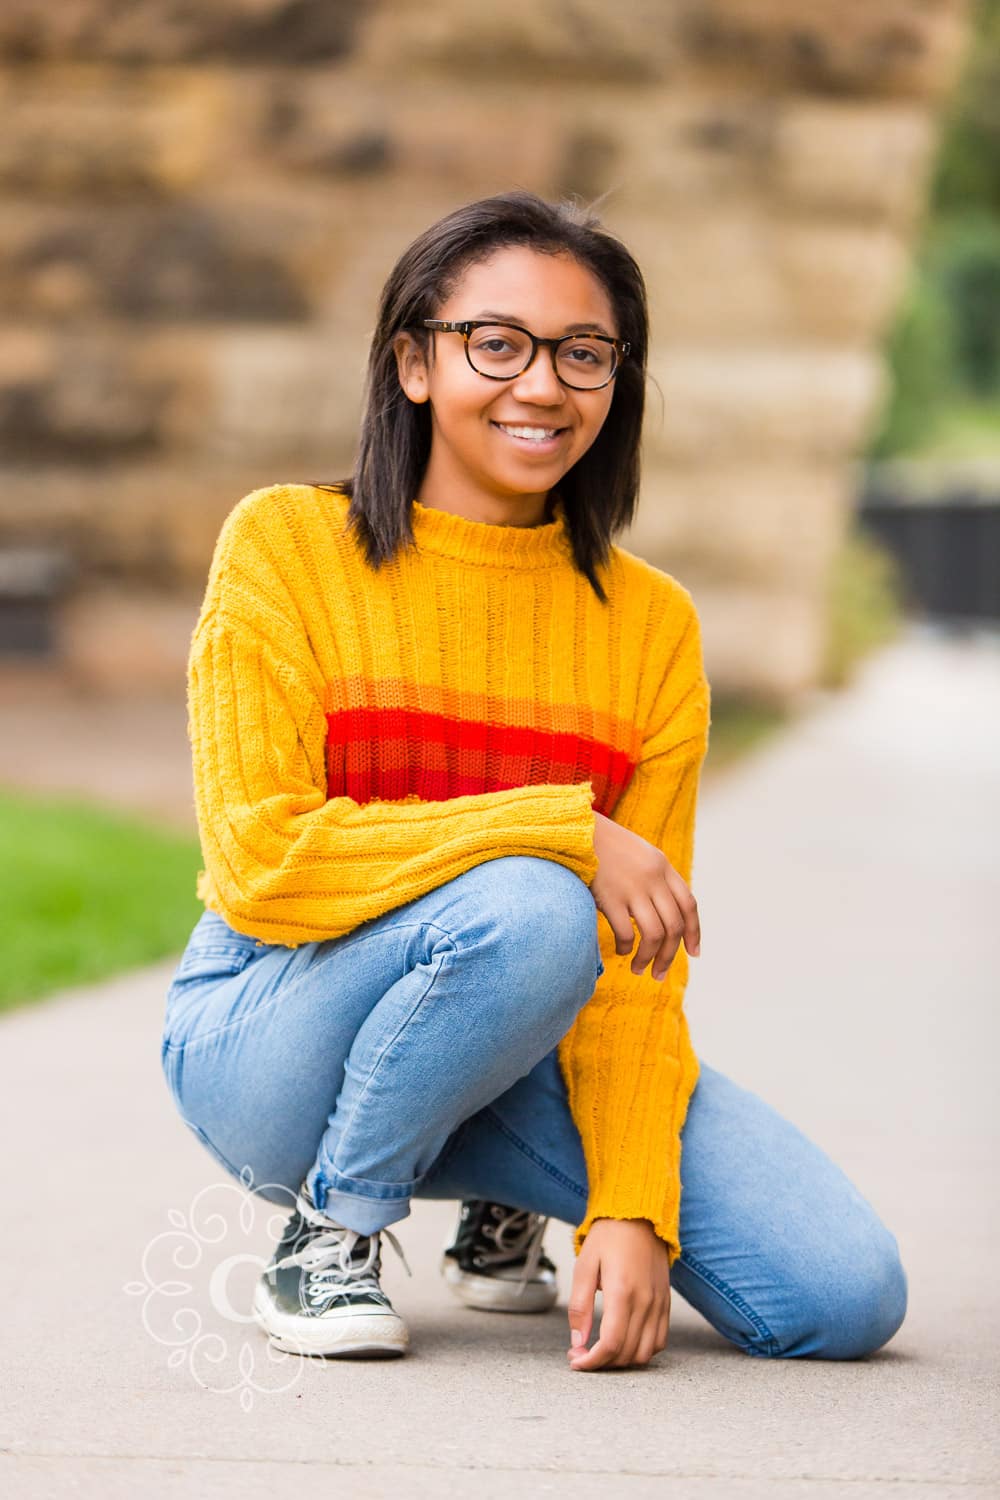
[408,496,572,569]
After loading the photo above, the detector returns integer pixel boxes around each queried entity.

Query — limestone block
[615,209,910,345]
[0,463,284,585]
[682,577,830,700]
[643,347,887,463]
[260,75,396,177]
[364,0,678,82]
[204,329,365,462]
[608,93,775,211]
[258,76,569,199]
[0,335,172,461]
[679,0,968,101]
[774,222,911,343]
[0,330,209,464]
[621,209,783,343]
[0,463,96,545]
[625,461,852,590]
[0,1,365,65]
[56,586,201,692]
[610,88,937,230]
[771,101,937,227]
[0,202,103,319]
[0,65,229,197]
[2,200,311,323]
[106,201,311,322]
[0,326,52,384]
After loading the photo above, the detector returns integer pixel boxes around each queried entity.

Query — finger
[568,1301,630,1371]
[596,897,639,960]
[646,885,686,980]
[662,864,701,956]
[626,896,666,977]
[611,1300,651,1368]
[655,1278,672,1351]
[633,1311,663,1367]
[566,1255,599,1354]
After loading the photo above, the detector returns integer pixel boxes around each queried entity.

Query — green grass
[0,789,203,1016]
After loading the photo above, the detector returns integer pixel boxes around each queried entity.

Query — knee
[479,856,602,996]
[762,1229,908,1360]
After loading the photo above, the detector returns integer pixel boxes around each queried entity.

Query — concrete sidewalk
[1,622,997,1498]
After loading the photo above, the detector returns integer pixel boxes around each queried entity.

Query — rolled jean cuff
[308,1164,418,1234]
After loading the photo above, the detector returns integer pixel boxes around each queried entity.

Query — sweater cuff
[557,993,700,1266]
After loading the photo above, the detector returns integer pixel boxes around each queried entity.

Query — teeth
[496,423,559,442]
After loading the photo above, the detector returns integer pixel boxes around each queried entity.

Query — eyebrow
[471,309,616,338]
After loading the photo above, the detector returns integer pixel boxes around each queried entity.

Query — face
[394,245,620,525]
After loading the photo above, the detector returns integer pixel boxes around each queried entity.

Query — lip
[491,420,569,454]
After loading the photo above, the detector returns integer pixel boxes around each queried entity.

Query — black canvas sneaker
[252,1180,412,1357]
[440,1198,559,1312]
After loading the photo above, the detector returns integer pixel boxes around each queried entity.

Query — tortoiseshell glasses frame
[420,319,630,391]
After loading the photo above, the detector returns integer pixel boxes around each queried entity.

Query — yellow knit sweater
[187,482,711,1262]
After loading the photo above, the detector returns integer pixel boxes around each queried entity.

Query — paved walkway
[1,622,997,1498]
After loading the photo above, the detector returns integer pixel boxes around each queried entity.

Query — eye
[563,342,602,364]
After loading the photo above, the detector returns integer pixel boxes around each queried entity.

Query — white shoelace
[272,1203,413,1309]
[478,1206,551,1297]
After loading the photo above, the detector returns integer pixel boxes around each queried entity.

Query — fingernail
[571,1329,584,1347]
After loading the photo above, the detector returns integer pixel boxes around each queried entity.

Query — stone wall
[0,0,970,697]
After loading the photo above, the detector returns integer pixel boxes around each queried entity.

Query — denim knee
[480,855,603,994]
[757,1228,908,1361]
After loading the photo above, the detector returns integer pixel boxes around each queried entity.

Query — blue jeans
[161,856,907,1359]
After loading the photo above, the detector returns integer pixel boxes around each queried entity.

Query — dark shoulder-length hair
[311,190,649,605]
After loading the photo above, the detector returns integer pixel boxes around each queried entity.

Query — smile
[492,422,567,445]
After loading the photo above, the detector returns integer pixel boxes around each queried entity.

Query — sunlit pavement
[1,621,997,1498]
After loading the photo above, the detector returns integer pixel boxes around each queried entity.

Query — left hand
[566,1217,671,1372]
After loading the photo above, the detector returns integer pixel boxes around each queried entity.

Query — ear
[393,331,431,404]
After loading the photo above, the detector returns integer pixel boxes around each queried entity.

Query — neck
[415,494,552,528]
[414,465,552,529]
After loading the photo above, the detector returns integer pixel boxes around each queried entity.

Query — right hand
[590,811,701,982]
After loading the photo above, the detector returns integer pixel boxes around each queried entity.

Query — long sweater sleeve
[187,509,598,946]
[556,603,711,1264]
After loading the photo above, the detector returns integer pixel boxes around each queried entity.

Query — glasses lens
[465,325,618,386]
[466,325,533,377]
[555,338,616,388]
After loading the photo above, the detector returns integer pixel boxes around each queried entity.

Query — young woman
[161,191,907,1372]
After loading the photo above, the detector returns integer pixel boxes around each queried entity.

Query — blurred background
[0,0,997,1008]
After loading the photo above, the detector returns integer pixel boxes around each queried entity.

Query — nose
[508,344,567,406]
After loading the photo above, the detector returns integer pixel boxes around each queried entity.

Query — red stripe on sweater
[324,706,636,816]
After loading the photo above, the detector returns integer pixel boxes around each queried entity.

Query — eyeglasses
[421,320,630,391]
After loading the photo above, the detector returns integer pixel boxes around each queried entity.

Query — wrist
[592,1216,657,1234]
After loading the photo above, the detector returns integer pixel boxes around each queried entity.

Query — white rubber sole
[252,1284,409,1358]
[439,1254,558,1313]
